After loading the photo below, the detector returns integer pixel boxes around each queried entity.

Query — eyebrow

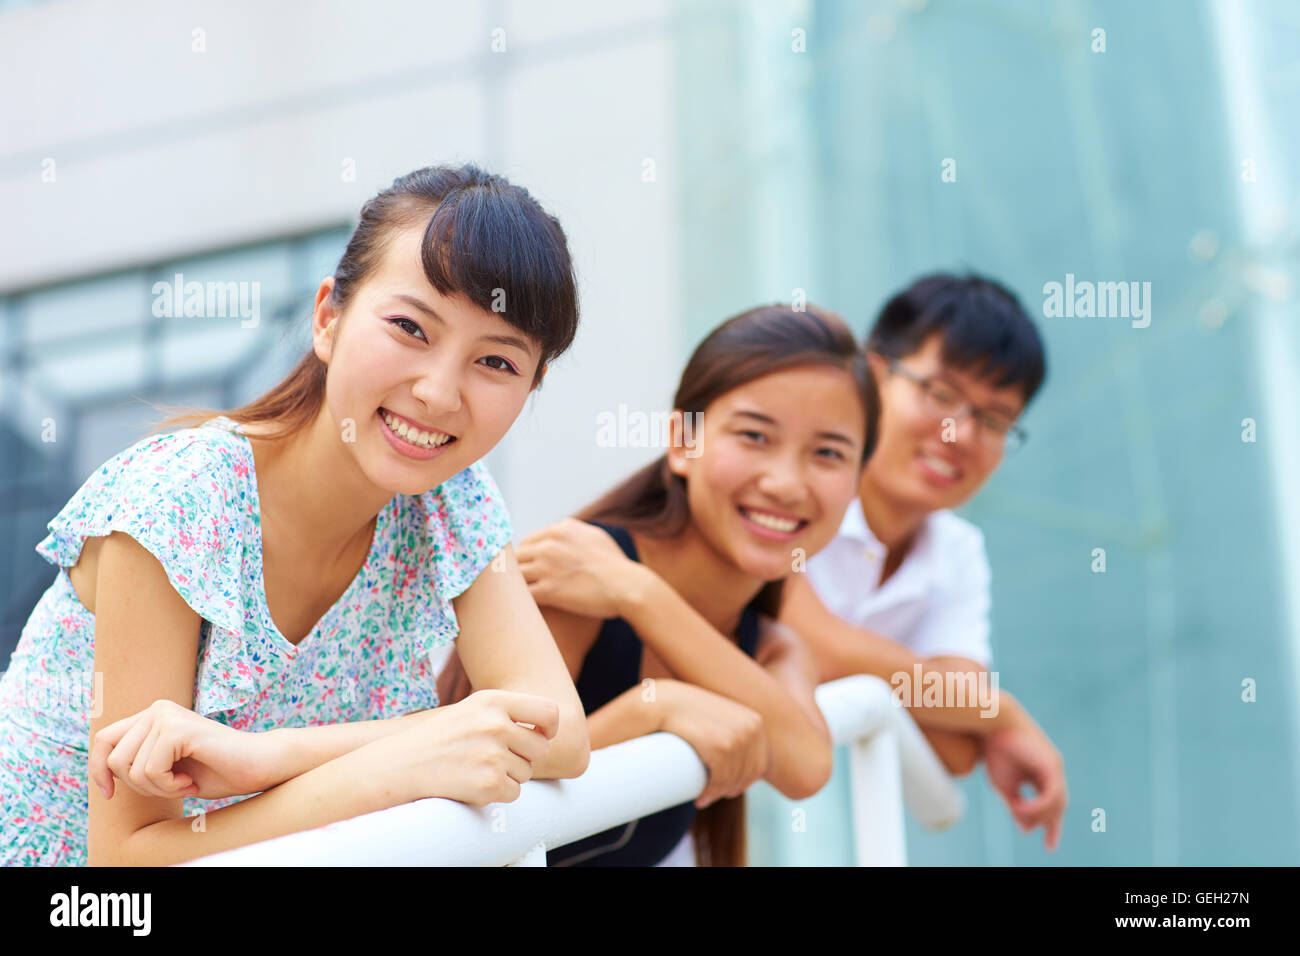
[390,294,537,357]
[731,409,856,445]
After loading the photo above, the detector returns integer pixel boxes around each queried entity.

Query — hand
[654,678,769,809]
[90,699,281,801]
[982,718,1068,851]
[370,689,560,806]
[516,518,644,619]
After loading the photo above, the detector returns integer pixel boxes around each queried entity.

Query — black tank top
[546,520,765,867]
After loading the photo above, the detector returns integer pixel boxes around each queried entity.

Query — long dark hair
[144,163,579,439]
[576,302,880,867]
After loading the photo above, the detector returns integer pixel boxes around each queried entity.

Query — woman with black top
[440,303,880,865]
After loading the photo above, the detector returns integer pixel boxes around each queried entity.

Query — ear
[665,409,692,479]
[311,277,341,364]
[865,349,890,381]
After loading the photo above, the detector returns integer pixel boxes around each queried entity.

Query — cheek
[337,342,400,402]
[965,451,1000,486]
[463,380,531,445]
[691,445,751,509]
[810,470,859,534]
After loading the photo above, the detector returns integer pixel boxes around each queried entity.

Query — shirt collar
[837,498,936,595]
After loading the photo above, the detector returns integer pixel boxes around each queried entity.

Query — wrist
[987,692,1031,736]
[354,732,419,808]
[615,562,662,622]
[255,727,299,790]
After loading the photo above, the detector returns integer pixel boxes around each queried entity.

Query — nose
[755,452,807,507]
[410,351,465,417]
[947,412,980,450]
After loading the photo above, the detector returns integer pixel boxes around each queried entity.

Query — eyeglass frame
[882,356,1028,452]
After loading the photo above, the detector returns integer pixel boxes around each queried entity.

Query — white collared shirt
[804,498,993,668]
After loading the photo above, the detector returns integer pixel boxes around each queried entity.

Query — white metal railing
[180,674,964,867]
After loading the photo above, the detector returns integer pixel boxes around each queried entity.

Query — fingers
[695,774,728,810]
[89,713,138,799]
[142,726,197,798]
[126,720,168,797]
[502,750,536,788]
[696,750,744,809]
[492,692,560,740]
[1045,814,1062,851]
[97,703,201,801]
[505,721,551,767]
[127,719,192,799]
[103,711,157,798]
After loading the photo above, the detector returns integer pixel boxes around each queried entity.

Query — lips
[376,408,459,461]
[918,450,962,482]
[736,505,809,537]
[379,407,457,449]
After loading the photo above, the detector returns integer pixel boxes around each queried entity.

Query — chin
[727,544,800,582]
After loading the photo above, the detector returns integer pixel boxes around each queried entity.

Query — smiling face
[864,332,1026,514]
[666,365,868,582]
[312,223,545,496]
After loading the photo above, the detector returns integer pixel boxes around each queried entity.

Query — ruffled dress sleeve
[34,425,266,717]
[35,427,247,635]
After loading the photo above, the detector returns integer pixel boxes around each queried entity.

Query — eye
[816,447,848,461]
[386,316,426,341]
[927,382,961,406]
[480,355,520,376]
[738,429,768,443]
[980,413,1012,435]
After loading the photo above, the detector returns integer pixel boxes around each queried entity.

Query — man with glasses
[777,273,1068,854]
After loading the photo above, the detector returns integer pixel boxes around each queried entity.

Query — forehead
[906,333,1027,415]
[362,223,541,359]
[372,223,430,278]
[713,365,865,424]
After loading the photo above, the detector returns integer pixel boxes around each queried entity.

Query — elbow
[943,747,981,778]
[564,736,592,779]
[553,709,592,779]
[937,735,983,778]
[771,733,834,801]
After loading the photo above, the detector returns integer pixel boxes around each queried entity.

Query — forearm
[921,725,983,776]
[618,572,829,787]
[586,686,663,750]
[101,738,402,867]
[900,679,1027,735]
[787,596,1026,735]
[260,713,419,788]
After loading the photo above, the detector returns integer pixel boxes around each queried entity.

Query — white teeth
[922,455,958,478]
[383,411,452,449]
[742,508,800,532]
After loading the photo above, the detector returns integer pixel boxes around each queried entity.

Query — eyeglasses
[885,358,1027,453]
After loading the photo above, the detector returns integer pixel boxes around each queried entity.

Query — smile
[737,505,808,539]
[918,452,962,482]
[378,408,458,458]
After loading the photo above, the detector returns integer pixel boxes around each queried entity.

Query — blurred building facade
[2,0,1297,865]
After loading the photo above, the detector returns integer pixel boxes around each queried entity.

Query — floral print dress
[0,415,512,865]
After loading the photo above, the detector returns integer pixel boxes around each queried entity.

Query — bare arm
[451,544,590,780]
[87,531,417,866]
[912,655,986,776]
[778,571,1031,736]
[614,568,831,798]
[584,685,665,751]
[748,616,833,797]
